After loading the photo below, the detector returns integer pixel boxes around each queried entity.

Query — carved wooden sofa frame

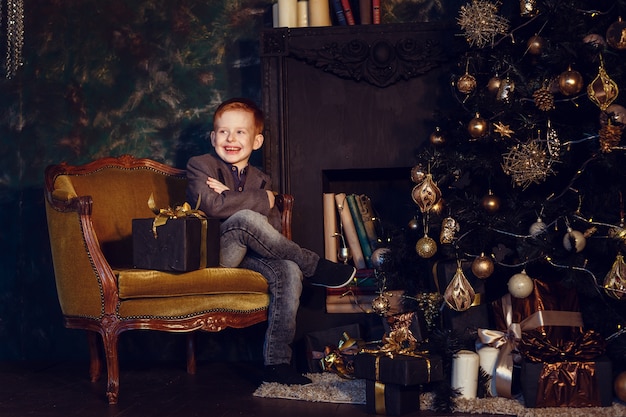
[44,155,293,404]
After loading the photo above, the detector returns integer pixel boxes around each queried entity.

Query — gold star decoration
[493,122,514,138]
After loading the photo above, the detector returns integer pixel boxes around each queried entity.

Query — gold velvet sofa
[44,155,293,404]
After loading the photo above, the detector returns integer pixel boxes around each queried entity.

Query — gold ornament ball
[408,218,420,231]
[468,113,489,138]
[371,295,391,315]
[606,17,626,50]
[481,191,501,213]
[508,271,534,298]
[457,73,477,95]
[429,127,446,146]
[563,229,586,253]
[558,67,584,96]
[615,371,626,402]
[472,253,495,279]
[487,76,501,94]
[527,35,544,55]
[416,235,438,258]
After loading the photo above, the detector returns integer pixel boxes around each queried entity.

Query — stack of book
[272,0,381,28]
[323,192,380,270]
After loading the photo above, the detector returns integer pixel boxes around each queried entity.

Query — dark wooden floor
[0,359,510,417]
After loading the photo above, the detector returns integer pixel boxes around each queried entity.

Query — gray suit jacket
[186,153,282,231]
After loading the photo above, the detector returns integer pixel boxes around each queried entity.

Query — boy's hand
[207,177,230,194]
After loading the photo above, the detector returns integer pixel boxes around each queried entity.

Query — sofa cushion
[115,267,269,299]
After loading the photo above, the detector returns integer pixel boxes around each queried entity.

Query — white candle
[451,350,479,399]
[278,0,297,28]
[477,346,499,396]
[297,1,309,27]
[308,0,331,26]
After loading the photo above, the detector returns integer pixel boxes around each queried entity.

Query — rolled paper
[278,0,297,28]
[477,346,499,396]
[297,1,309,27]
[323,193,338,262]
[451,350,479,399]
[308,0,331,26]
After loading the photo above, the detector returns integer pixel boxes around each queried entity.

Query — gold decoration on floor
[457,0,509,48]
[501,136,556,189]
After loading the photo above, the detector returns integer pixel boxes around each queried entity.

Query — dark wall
[0,0,463,362]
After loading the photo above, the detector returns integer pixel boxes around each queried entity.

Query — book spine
[323,193,338,262]
[356,194,378,250]
[372,0,380,24]
[347,194,373,268]
[340,0,356,25]
[359,0,371,24]
[330,0,347,25]
[308,0,332,26]
[335,193,366,269]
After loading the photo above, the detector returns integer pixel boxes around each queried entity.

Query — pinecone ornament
[533,86,555,111]
[599,123,624,152]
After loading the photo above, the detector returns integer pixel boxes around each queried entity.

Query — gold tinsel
[457,0,509,48]
[501,139,556,189]
[599,123,624,152]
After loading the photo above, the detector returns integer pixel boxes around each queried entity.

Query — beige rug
[253,373,626,416]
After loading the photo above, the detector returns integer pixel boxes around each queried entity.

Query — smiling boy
[186,98,356,385]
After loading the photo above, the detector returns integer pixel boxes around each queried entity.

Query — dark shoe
[307,259,356,288]
[263,364,312,385]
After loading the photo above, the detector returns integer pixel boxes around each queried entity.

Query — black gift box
[365,379,420,415]
[132,217,220,271]
[353,352,444,386]
[520,356,613,408]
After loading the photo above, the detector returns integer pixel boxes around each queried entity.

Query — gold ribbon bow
[148,193,207,238]
[477,294,583,398]
[320,332,362,379]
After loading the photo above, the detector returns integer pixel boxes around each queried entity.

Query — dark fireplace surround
[260,22,456,257]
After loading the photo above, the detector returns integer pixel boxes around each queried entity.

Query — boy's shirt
[186,153,282,231]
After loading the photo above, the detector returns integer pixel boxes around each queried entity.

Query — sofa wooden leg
[87,331,101,382]
[101,329,120,405]
[186,332,197,375]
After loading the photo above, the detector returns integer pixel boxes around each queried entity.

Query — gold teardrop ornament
[604,254,626,300]
[443,264,476,312]
[411,174,442,213]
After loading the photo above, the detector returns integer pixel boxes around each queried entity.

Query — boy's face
[210,108,263,171]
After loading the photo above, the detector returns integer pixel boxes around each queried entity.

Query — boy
[186,98,356,385]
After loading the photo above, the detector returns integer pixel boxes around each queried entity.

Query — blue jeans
[220,209,320,365]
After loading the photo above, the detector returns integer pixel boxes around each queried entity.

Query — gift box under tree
[484,278,611,407]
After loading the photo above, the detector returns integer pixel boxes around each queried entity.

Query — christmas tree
[377,0,626,383]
